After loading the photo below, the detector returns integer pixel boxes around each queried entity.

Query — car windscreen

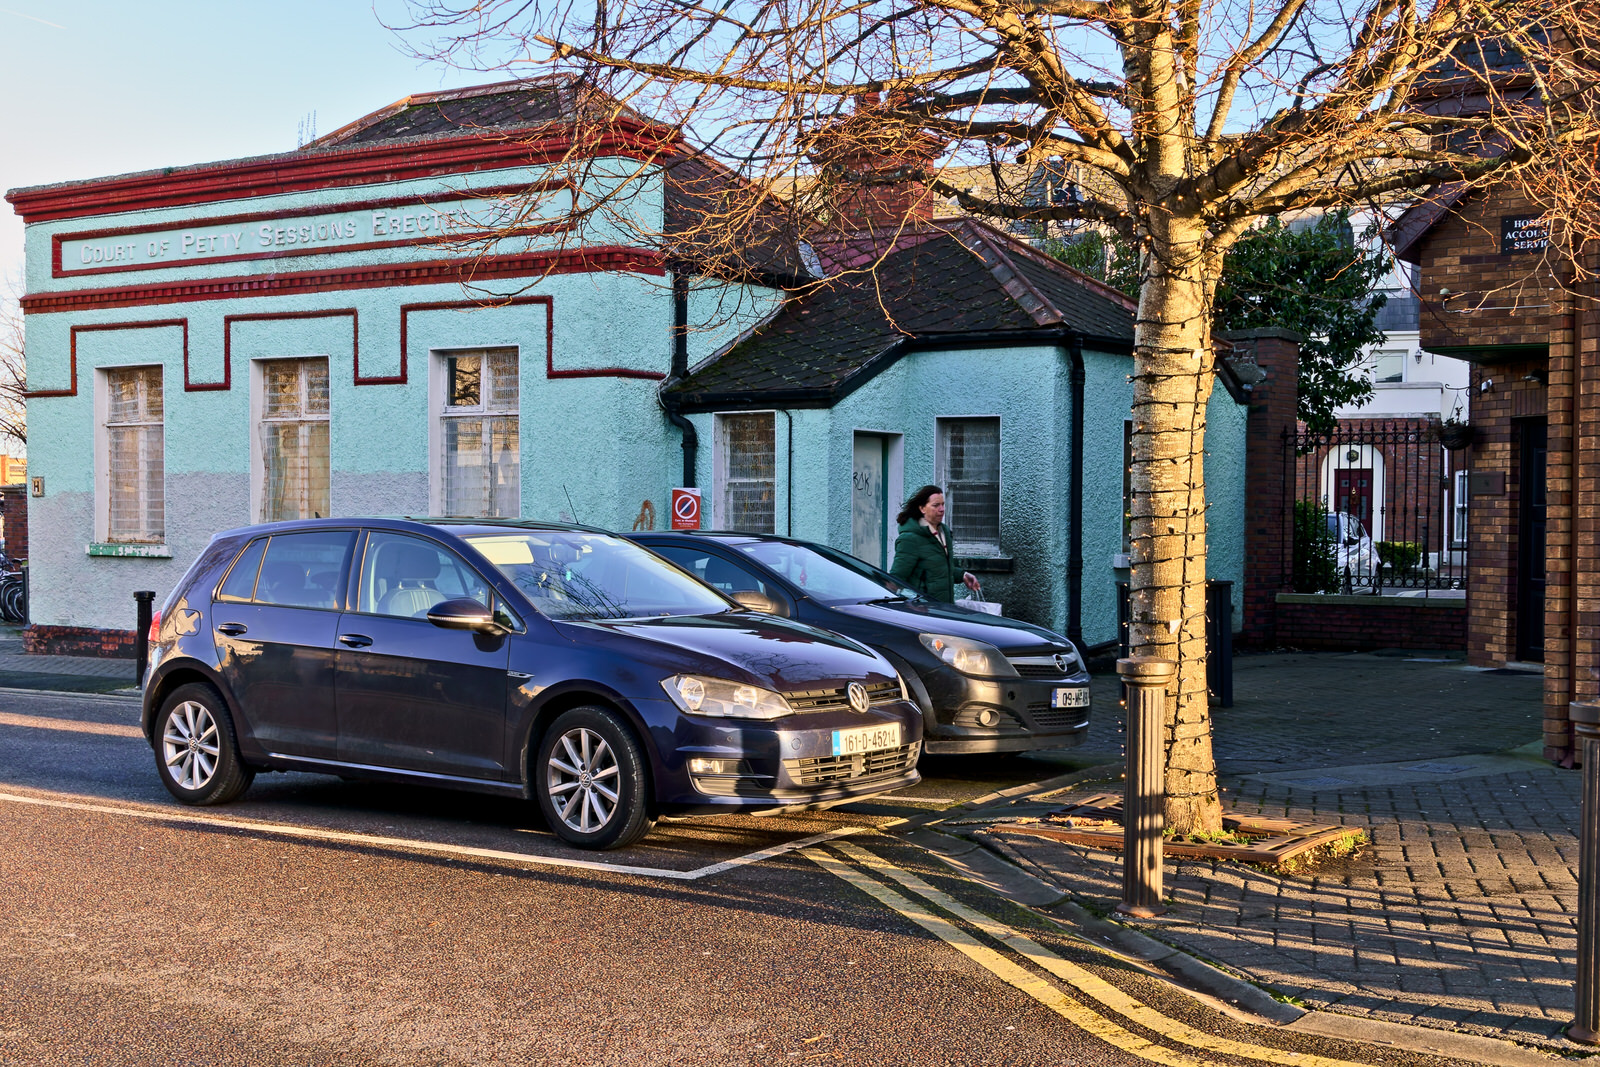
[465,531,733,620]
[733,540,920,604]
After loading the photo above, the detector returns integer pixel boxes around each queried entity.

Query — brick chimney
[807,94,945,233]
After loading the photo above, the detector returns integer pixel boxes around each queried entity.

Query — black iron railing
[1284,422,1468,596]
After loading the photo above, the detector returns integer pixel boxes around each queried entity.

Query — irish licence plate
[1052,687,1091,709]
[832,722,902,756]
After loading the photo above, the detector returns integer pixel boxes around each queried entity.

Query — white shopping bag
[962,582,1002,615]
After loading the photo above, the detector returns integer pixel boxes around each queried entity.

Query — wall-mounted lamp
[1523,371,1548,385]
[1479,378,1495,394]
[1345,448,1361,463]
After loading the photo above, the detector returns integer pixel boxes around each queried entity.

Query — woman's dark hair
[897,484,945,526]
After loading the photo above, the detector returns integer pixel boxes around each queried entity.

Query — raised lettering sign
[56,187,574,276]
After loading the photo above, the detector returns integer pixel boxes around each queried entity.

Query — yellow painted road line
[804,846,1218,1067]
[0,788,865,881]
[832,841,1372,1067]
[0,711,142,738]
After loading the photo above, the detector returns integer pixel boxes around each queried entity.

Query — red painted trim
[19,248,666,315]
[401,297,666,382]
[52,181,573,279]
[6,125,672,223]
[218,310,361,393]
[30,319,188,399]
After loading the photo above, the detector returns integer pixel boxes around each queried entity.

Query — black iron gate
[1285,422,1467,595]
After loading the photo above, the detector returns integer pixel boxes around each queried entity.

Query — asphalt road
[0,689,1503,1066]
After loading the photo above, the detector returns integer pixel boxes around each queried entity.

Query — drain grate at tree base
[995,793,1366,867]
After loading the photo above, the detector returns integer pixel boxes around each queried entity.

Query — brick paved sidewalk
[973,651,1586,1049]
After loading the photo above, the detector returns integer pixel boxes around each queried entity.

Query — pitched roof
[304,77,626,150]
[662,219,1136,410]
[1387,183,1472,265]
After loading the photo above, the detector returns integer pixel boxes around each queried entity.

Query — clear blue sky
[0,1,505,292]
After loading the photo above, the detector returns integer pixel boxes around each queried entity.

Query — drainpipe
[1067,336,1086,648]
[664,273,697,487]
[1568,271,1590,761]
[779,409,794,536]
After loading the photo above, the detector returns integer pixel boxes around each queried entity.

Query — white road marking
[0,788,866,881]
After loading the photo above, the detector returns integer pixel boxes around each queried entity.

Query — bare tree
[390,0,1599,831]
[0,287,24,448]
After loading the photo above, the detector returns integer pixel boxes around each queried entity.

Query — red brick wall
[0,484,26,562]
[1461,359,1547,671]
[1409,180,1589,761]
[1229,329,1301,648]
[1274,596,1466,651]
[1418,188,1560,353]
[25,625,137,659]
[1542,272,1600,762]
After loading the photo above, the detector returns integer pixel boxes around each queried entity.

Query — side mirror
[729,590,789,617]
[426,598,506,634]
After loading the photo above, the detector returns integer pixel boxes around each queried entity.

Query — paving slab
[969,651,1590,1051]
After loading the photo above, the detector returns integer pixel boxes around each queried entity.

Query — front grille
[1025,703,1090,731]
[786,681,902,714]
[1013,664,1067,679]
[1008,651,1080,679]
[785,742,920,785]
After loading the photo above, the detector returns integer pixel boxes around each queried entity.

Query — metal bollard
[1572,702,1600,1045]
[1117,656,1175,918]
[133,590,156,688]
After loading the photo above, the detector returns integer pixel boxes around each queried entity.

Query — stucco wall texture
[687,347,1248,648]
[21,151,1246,642]
[20,160,768,631]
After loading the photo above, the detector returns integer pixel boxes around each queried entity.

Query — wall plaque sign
[1501,214,1549,255]
[54,185,573,277]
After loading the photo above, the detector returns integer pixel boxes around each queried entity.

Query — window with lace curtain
[937,417,1001,555]
[440,348,520,518]
[259,358,330,522]
[103,366,164,542]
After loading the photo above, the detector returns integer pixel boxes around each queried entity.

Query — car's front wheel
[536,706,655,850]
[154,682,254,805]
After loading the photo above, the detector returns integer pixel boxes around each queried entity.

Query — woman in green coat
[888,485,980,603]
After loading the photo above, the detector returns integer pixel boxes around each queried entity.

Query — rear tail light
[147,610,161,644]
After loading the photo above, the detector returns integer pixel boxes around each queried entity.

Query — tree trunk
[1128,215,1224,836]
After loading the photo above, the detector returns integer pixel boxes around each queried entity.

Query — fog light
[976,708,999,728]
[689,758,751,776]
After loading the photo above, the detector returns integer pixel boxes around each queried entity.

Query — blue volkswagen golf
[141,518,921,849]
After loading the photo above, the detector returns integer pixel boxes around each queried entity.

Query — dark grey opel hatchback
[142,518,921,849]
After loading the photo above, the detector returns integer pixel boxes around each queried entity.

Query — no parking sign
[670,488,702,530]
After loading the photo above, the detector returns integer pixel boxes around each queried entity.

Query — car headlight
[661,674,794,720]
[917,634,1018,677]
[895,670,911,701]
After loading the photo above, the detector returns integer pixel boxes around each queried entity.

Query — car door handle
[338,633,373,648]
[215,622,248,636]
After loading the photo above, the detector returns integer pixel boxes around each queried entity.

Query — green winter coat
[889,519,959,602]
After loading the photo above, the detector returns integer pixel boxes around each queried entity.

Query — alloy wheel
[546,727,620,834]
[162,700,221,791]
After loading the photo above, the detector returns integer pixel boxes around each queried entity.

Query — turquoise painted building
[6,78,1247,650]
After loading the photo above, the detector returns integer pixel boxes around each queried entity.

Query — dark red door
[1335,467,1374,526]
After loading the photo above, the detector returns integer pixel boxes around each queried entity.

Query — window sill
[956,555,1013,574]
[87,542,172,558]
